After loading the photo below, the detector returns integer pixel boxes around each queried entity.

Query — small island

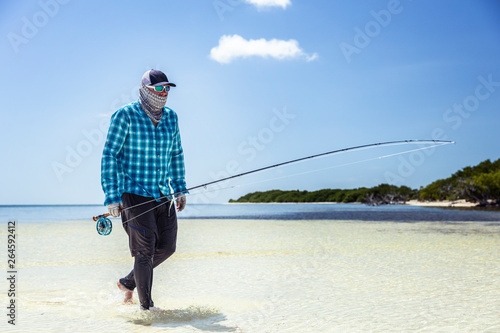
[229,158,500,207]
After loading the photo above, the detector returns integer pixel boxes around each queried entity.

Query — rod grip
[93,213,110,221]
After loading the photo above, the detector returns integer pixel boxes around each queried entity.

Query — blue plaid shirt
[101,101,187,206]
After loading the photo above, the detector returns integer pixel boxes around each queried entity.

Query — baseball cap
[141,69,176,87]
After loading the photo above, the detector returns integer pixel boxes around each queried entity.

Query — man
[101,69,188,310]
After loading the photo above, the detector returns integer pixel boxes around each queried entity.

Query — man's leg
[118,195,177,308]
[133,251,154,310]
[119,193,158,309]
[117,247,174,305]
[120,246,175,284]
[155,199,178,259]
[117,280,134,304]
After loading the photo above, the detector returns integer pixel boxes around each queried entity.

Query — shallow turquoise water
[1,218,499,332]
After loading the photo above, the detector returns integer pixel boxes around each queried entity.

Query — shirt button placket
[155,128,161,189]
[153,129,158,188]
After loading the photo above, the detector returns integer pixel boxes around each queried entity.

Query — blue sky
[1,0,499,205]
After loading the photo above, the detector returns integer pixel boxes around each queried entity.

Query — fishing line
[91,139,454,234]
[122,139,455,210]
[227,141,453,191]
[118,142,448,225]
[93,184,238,227]
[118,184,240,224]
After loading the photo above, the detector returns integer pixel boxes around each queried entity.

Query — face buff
[139,84,168,123]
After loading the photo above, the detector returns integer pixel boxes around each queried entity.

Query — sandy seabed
[1,218,499,332]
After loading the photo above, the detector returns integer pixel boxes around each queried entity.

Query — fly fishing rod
[92,139,455,235]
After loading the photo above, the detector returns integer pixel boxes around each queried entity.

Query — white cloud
[210,34,318,64]
[244,0,291,9]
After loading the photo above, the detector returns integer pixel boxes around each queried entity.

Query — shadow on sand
[129,305,237,331]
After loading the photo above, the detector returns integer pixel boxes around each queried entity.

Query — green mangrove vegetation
[229,158,500,206]
[418,158,500,205]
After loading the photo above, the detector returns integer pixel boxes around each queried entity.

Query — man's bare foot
[117,281,134,304]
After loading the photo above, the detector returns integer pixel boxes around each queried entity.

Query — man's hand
[107,202,123,217]
[176,194,186,212]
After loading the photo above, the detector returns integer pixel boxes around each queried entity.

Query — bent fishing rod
[92,139,455,235]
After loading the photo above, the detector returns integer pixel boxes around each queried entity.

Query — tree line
[229,158,500,206]
[419,158,500,206]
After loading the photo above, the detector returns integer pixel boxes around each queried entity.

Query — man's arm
[101,110,129,207]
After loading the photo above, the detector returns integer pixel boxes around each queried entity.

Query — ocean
[2,202,500,223]
[0,204,499,332]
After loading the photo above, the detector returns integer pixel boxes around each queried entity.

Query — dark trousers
[119,192,177,309]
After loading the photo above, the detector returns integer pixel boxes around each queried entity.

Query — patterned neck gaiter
[139,84,167,123]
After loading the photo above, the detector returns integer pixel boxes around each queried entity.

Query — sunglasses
[147,85,171,92]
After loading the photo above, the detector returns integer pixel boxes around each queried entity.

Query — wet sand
[406,199,479,208]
